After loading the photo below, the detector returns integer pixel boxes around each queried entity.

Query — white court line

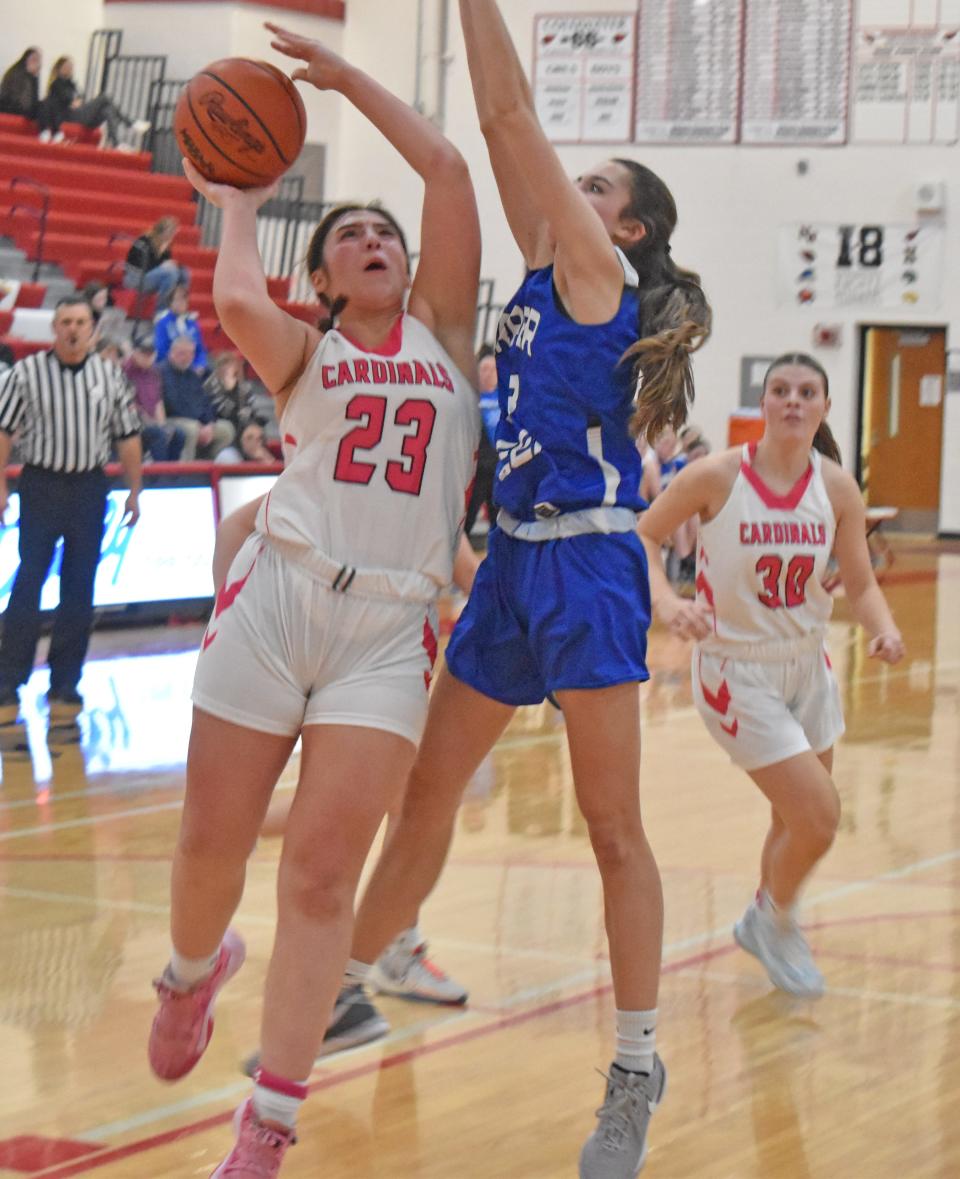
[0,799,186,841]
[52,839,960,1146]
[690,968,960,1012]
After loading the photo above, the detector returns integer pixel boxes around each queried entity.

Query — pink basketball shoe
[149,929,246,1081]
[210,1099,296,1177]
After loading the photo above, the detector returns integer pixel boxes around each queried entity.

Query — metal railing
[84,29,122,99]
[84,29,166,132]
[8,179,51,283]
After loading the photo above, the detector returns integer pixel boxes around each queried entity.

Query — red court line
[31,942,739,1178]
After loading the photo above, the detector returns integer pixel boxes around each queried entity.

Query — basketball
[174,57,306,188]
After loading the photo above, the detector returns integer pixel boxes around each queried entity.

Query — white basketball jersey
[257,314,478,593]
[696,444,836,650]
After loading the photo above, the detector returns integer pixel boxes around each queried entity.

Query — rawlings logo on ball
[178,126,218,177]
[199,92,266,156]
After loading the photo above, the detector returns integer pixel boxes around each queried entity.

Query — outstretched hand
[266,21,350,91]
[181,158,279,209]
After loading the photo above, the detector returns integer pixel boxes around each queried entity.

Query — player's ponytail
[612,161,712,443]
[812,421,842,465]
[762,352,842,464]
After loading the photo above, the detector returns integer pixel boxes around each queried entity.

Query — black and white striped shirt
[0,350,140,472]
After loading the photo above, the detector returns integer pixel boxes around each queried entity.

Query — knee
[794,789,841,856]
[583,812,645,874]
[279,854,354,925]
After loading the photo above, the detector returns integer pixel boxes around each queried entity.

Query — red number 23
[334,395,436,496]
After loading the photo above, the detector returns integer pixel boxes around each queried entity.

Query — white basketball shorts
[692,633,845,772]
[192,535,438,744]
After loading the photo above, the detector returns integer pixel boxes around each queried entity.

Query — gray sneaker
[371,937,468,1005]
[734,900,824,998]
[241,984,390,1077]
[579,1057,666,1178]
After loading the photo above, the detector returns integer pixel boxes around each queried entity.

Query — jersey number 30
[334,394,436,496]
[756,554,815,609]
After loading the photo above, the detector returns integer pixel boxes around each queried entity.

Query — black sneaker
[240,985,390,1077]
[46,687,84,723]
[0,685,20,727]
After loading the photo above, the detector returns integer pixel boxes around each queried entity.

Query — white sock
[168,947,220,990]
[252,1068,308,1131]
[343,958,372,988]
[615,1008,657,1074]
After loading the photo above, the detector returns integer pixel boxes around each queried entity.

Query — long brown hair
[612,159,712,443]
[47,56,71,90]
[762,352,842,464]
[305,203,409,332]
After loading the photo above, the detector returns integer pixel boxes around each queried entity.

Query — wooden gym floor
[1,536,958,1177]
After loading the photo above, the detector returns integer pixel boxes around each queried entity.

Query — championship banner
[533,13,636,143]
[777,222,945,309]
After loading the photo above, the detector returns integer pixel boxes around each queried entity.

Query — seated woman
[0,48,54,136]
[43,56,149,148]
[124,217,190,309]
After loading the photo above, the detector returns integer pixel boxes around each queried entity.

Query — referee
[0,296,142,725]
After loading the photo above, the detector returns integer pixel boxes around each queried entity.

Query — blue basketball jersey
[493,250,645,521]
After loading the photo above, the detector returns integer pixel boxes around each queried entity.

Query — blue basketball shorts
[444,527,651,707]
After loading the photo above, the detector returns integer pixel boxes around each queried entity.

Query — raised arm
[827,468,904,663]
[182,161,320,405]
[458,0,623,313]
[268,24,480,374]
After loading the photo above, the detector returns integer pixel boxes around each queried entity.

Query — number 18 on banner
[778,222,944,309]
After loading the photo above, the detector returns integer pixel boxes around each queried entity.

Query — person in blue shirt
[154,284,209,373]
[338,4,712,1176]
[160,335,234,459]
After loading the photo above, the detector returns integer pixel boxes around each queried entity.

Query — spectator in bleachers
[84,281,127,347]
[124,217,189,310]
[203,352,266,438]
[154,284,208,372]
[43,56,149,150]
[94,337,126,366]
[678,422,710,463]
[122,337,185,462]
[216,420,275,465]
[0,48,55,136]
[160,335,233,460]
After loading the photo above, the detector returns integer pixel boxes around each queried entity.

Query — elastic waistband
[496,506,637,542]
[263,535,438,603]
[697,629,827,664]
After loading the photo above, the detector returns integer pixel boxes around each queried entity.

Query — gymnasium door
[858,325,946,531]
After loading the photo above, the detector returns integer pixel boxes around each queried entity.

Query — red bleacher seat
[0,112,102,146]
[14,283,45,309]
[0,311,13,335]
[4,337,48,361]
[0,132,149,172]
[111,288,158,320]
[0,155,191,204]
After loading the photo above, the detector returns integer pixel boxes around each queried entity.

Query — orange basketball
[174,57,306,188]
